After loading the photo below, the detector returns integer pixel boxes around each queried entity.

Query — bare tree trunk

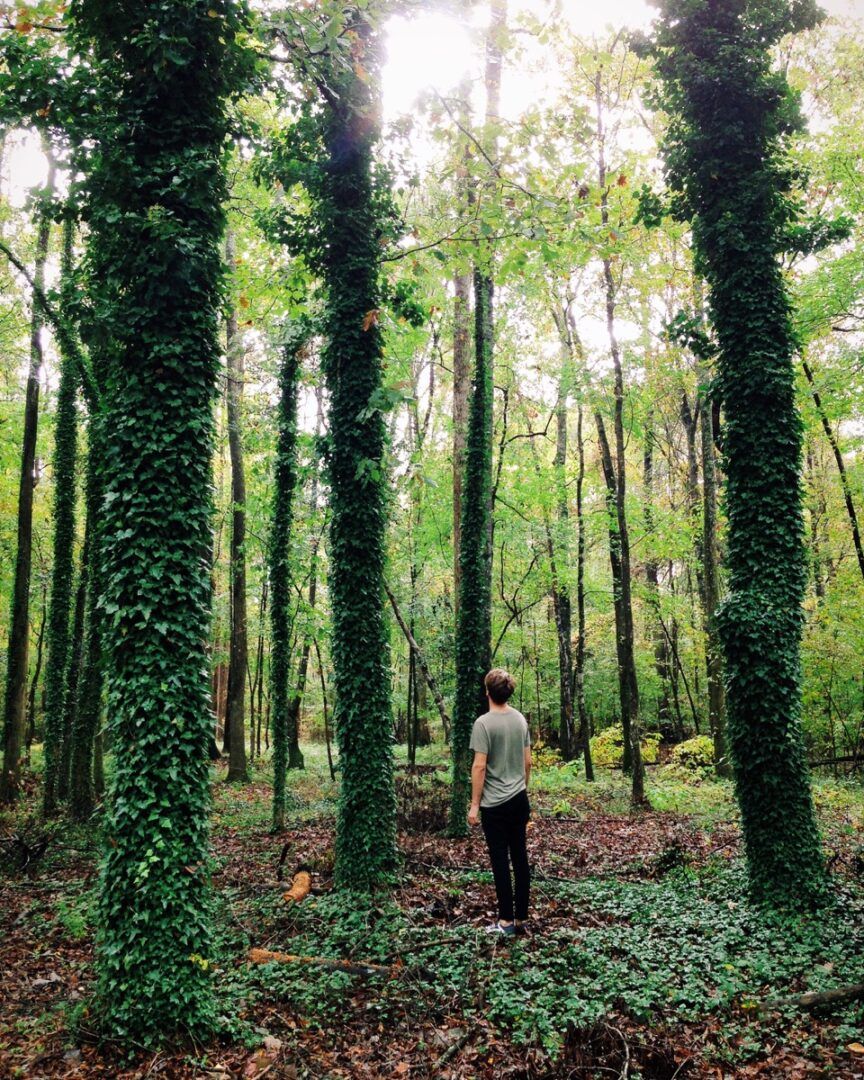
[24,579,48,759]
[225,229,248,782]
[1,155,54,803]
[386,582,452,739]
[642,415,677,738]
[594,73,646,806]
[806,446,825,600]
[802,356,864,584]
[699,364,729,775]
[574,403,594,780]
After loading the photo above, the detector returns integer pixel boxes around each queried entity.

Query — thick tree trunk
[0,157,54,804]
[651,0,826,902]
[319,16,397,887]
[225,229,249,783]
[77,0,240,1036]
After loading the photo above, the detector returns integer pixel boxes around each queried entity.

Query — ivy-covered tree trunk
[43,215,80,814]
[70,0,247,1038]
[0,158,54,805]
[450,270,494,836]
[316,16,397,888]
[69,412,105,823]
[225,229,249,783]
[270,333,303,832]
[449,0,505,837]
[649,0,826,903]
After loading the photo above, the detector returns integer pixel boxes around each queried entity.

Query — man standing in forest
[468,669,532,934]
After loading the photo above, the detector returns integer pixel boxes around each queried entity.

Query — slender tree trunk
[642,415,676,738]
[44,215,79,812]
[70,414,105,823]
[24,579,48,758]
[270,333,303,830]
[386,582,452,738]
[698,359,729,775]
[806,446,825,600]
[225,229,249,783]
[802,356,864,585]
[594,73,646,807]
[574,403,594,780]
[553,370,576,758]
[453,269,471,615]
[0,154,54,804]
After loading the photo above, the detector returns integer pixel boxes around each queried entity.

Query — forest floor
[2,745,864,1079]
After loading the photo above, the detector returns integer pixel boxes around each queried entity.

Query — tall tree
[449,0,507,836]
[646,0,827,903]
[224,228,249,782]
[70,0,250,1038]
[0,150,55,804]
[281,7,398,887]
[43,214,80,813]
[270,330,304,832]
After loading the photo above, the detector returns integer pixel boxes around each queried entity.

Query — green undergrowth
[230,861,864,1065]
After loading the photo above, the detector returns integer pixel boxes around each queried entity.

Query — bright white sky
[5,0,864,197]
[382,0,864,122]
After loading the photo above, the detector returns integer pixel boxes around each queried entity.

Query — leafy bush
[670,735,715,770]
[590,726,661,768]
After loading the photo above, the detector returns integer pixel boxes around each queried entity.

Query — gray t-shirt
[469,707,531,808]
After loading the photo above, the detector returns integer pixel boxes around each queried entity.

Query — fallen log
[248,948,390,977]
[283,870,311,904]
[761,983,864,1013]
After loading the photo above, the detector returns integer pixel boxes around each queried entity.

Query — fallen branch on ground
[761,983,864,1013]
[248,948,390,977]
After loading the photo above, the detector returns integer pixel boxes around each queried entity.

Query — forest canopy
[1,0,863,1075]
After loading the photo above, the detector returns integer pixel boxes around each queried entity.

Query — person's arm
[524,745,532,789]
[469,751,487,826]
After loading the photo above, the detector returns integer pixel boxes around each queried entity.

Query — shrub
[669,736,716,772]
[590,726,660,768]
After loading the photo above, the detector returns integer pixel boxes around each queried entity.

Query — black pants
[480,789,530,921]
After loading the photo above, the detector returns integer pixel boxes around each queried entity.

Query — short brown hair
[484,668,515,705]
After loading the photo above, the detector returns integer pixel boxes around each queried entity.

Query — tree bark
[698,357,729,776]
[1,153,54,804]
[594,73,646,806]
[802,356,864,585]
[574,403,594,780]
[642,411,677,739]
[270,332,303,830]
[44,214,80,812]
[225,229,249,783]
